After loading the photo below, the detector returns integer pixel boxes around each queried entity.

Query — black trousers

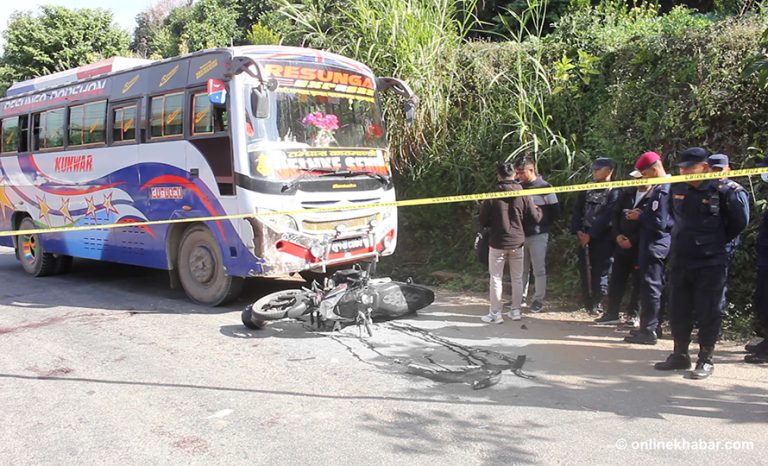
[670,264,727,347]
[606,250,640,318]
[578,237,615,309]
[639,254,666,333]
[755,267,768,338]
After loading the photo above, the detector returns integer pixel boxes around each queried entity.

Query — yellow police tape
[2,167,767,238]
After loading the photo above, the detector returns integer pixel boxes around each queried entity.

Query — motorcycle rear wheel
[250,289,311,321]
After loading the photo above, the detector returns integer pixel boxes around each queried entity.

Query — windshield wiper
[282,169,390,192]
[281,168,337,192]
[317,170,391,184]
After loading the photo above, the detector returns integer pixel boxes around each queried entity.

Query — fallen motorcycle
[241,263,435,336]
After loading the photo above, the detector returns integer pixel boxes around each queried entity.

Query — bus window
[33,108,65,150]
[113,104,137,143]
[1,117,18,153]
[192,92,228,136]
[150,92,183,138]
[69,101,106,146]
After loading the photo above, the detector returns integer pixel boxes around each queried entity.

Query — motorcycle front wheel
[250,289,311,322]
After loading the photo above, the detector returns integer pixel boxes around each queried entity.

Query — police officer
[595,173,649,326]
[654,147,750,379]
[706,153,749,333]
[745,155,768,364]
[623,152,672,345]
[571,157,620,314]
[707,153,749,267]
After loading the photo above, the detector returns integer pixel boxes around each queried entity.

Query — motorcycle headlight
[310,242,325,258]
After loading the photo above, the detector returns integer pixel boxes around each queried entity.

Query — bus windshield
[247,86,387,150]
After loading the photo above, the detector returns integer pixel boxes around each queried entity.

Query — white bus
[0,46,416,305]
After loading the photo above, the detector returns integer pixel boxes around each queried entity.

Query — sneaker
[481,312,504,324]
[625,316,640,329]
[594,314,621,325]
[690,360,714,379]
[506,309,522,321]
[529,300,544,313]
[588,302,604,316]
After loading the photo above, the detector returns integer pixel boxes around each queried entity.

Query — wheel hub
[189,245,215,284]
[22,234,37,264]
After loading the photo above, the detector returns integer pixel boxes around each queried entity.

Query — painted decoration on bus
[254,148,389,179]
[0,80,109,117]
[263,63,375,102]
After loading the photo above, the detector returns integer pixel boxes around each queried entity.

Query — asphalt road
[0,247,765,465]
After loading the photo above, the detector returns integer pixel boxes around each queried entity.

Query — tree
[138,0,242,58]
[131,0,191,58]
[0,5,130,93]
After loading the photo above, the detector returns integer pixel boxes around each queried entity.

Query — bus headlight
[258,209,298,231]
[381,206,394,219]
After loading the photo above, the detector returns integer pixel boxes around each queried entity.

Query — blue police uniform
[571,163,620,312]
[636,181,673,338]
[667,178,749,366]
[755,209,768,338]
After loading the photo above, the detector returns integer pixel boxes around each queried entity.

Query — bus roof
[0,46,377,118]
[6,57,155,97]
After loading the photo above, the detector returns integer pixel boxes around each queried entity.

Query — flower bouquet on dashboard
[302,111,339,147]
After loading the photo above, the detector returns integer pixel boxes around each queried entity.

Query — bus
[0,46,417,305]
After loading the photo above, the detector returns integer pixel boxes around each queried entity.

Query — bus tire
[18,217,57,277]
[177,225,243,306]
[54,255,74,275]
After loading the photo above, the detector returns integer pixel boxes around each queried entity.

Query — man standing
[571,158,620,315]
[706,153,749,328]
[654,147,749,379]
[514,156,560,313]
[746,155,768,364]
[707,153,749,266]
[622,152,672,345]
[479,162,542,324]
[595,178,650,326]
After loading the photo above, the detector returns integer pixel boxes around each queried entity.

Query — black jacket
[480,180,543,250]
[571,184,620,240]
[611,187,650,256]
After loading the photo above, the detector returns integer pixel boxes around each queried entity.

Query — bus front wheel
[177,225,243,306]
[18,217,57,277]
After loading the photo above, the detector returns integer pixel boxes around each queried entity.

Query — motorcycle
[241,260,435,336]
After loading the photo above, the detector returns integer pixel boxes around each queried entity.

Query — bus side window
[112,104,137,144]
[150,92,184,139]
[1,117,19,154]
[69,101,106,147]
[19,115,28,152]
[32,108,65,151]
[191,91,228,136]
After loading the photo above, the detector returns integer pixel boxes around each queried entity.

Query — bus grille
[302,214,380,233]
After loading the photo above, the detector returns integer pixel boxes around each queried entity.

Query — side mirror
[403,97,418,127]
[376,77,418,127]
[251,87,269,119]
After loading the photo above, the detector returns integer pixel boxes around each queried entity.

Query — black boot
[654,340,692,370]
[690,345,715,379]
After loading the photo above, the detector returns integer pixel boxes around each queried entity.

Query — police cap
[676,147,710,167]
